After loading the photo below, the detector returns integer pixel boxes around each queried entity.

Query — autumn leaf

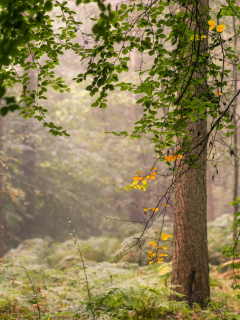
[208,20,216,27]
[216,24,226,32]
[161,233,172,240]
[215,91,222,96]
[132,176,140,180]
[152,208,159,212]
[149,241,157,246]
[149,176,155,180]
[151,172,157,176]
[138,171,141,175]
[139,177,144,180]
[143,208,151,212]
[162,246,168,250]
[162,203,170,207]
[131,181,138,186]
[148,251,155,259]
[142,179,147,185]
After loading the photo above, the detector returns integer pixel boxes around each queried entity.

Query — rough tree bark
[207,167,214,221]
[0,107,3,257]
[171,0,210,308]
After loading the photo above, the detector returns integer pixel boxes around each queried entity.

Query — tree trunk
[0,107,3,257]
[171,0,210,308]
[233,16,239,239]
[207,167,214,221]
[21,68,36,239]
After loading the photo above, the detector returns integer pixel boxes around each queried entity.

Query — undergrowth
[0,214,239,319]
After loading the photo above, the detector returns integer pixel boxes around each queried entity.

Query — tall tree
[0,106,3,257]
[21,68,36,239]
[171,0,210,307]
[233,15,239,239]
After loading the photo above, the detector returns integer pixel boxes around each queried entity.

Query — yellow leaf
[136,185,141,189]
[148,251,155,259]
[150,176,155,180]
[146,175,151,179]
[152,208,159,212]
[158,260,163,263]
[149,241,157,246]
[142,179,147,185]
[132,176,139,180]
[159,253,168,257]
[162,246,168,250]
[153,167,157,170]
[161,233,172,240]
[201,35,207,39]
[216,27,223,32]
[208,20,216,27]
[139,177,144,180]
[209,26,215,30]
[162,203,170,207]
[217,24,226,29]
[215,91,222,96]
[149,261,155,264]
[143,208,149,212]
[151,172,157,176]
[138,171,141,175]
[131,181,138,186]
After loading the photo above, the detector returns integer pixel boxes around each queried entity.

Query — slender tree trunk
[21,68,36,239]
[207,167,214,221]
[233,16,239,239]
[0,107,3,257]
[171,0,210,308]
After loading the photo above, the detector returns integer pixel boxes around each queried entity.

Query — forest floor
[0,214,239,319]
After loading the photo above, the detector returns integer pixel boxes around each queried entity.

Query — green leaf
[0,107,8,116]
[0,87,6,98]
[44,0,53,11]
[121,4,127,9]
[191,115,198,122]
